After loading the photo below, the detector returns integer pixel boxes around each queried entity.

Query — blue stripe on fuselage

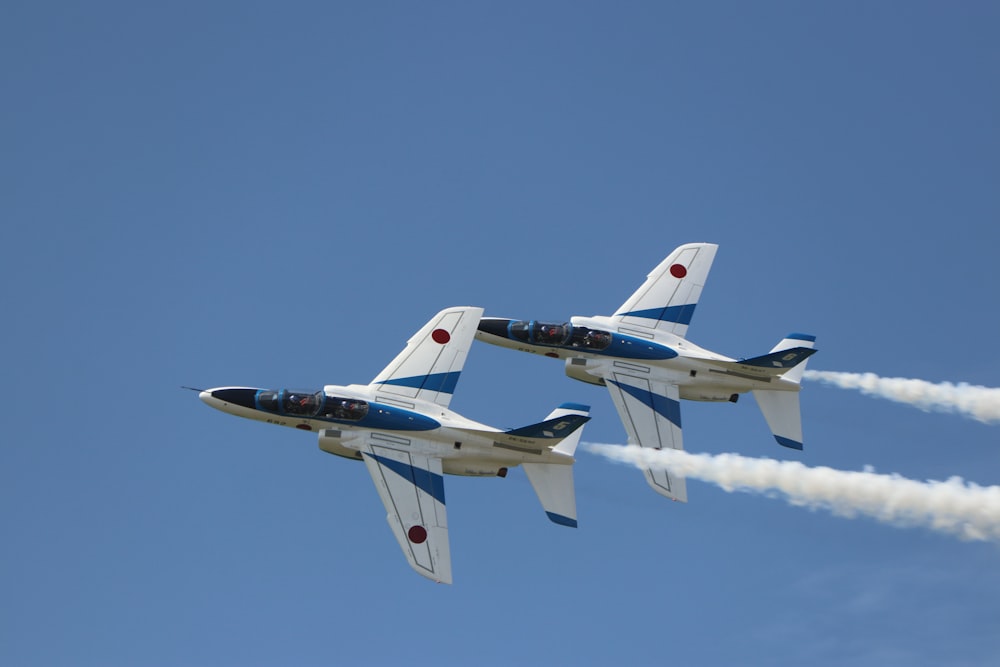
[608,380,682,428]
[356,404,440,431]
[529,333,676,361]
[499,326,677,361]
[369,453,446,504]
[376,371,461,395]
[605,335,679,360]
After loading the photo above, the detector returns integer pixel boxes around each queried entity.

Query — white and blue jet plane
[197,306,589,584]
[475,243,816,503]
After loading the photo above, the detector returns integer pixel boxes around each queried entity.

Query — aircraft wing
[361,437,452,583]
[604,369,688,502]
[613,243,717,338]
[370,306,483,409]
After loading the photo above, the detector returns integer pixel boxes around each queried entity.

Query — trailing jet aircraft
[195,306,589,584]
[475,243,816,503]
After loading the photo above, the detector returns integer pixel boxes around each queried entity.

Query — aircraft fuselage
[475,316,802,402]
[199,385,576,477]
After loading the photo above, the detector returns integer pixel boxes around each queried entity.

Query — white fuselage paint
[476,315,801,403]
[200,384,574,477]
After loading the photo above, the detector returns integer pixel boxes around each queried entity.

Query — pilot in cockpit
[541,324,564,342]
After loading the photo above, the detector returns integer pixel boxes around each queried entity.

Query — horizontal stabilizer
[523,462,578,528]
[753,389,805,450]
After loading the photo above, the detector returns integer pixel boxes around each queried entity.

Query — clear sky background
[3,2,999,666]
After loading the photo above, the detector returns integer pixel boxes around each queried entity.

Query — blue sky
[3,2,999,665]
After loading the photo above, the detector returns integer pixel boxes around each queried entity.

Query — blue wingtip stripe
[775,436,804,450]
[788,333,817,342]
[546,512,578,528]
[558,402,590,412]
[369,453,446,504]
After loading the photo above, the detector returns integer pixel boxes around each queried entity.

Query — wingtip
[775,436,804,450]
[545,511,578,528]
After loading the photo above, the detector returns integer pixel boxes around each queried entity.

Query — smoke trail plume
[804,370,1000,424]
[585,443,1000,542]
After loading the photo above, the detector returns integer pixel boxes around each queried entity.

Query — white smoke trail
[584,443,1000,542]
[803,370,1000,424]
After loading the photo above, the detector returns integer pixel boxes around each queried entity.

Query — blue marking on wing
[775,436,804,451]
[609,380,682,428]
[369,453,446,504]
[616,304,697,326]
[376,371,461,395]
[546,512,578,528]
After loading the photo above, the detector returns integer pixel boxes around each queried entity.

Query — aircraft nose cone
[205,387,258,409]
[477,318,512,338]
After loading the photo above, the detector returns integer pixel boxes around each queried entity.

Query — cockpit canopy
[255,389,369,421]
[508,321,612,350]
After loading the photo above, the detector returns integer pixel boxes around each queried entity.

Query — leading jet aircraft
[196,306,589,584]
[475,243,816,503]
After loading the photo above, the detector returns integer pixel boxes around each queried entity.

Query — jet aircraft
[196,306,589,584]
[475,243,816,502]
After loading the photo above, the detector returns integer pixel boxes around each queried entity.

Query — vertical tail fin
[546,403,590,456]
[521,403,589,528]
[768,333,816,385]
[753,333,816,450]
